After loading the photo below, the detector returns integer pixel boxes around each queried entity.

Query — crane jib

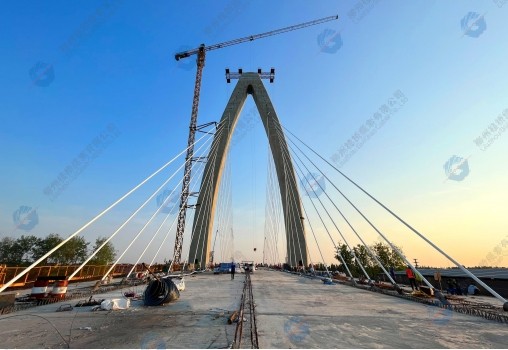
[173,14,338,61]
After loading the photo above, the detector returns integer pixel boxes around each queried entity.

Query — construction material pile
[143,278,180,306]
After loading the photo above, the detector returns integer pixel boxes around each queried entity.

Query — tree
[334,243,357,275]
[32,233,63,264]
[0,235,39,265]
[89,237,116,265]
[387,244,406,270]
[0,237,16,264]
[335,241,407,278]
[353,244,373,276]
[55,236,89,265]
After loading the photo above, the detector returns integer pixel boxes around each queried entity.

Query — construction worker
[405,266,417,291]
[415,270,423,290]
[390,266,396,281]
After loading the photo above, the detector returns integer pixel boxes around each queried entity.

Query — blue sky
[1,0,507,268]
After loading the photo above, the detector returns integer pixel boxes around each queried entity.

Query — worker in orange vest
[405,266,417,291]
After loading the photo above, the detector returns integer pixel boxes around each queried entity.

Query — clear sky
[1,0,507,269]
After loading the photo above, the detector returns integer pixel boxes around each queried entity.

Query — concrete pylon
[188,73,307,269]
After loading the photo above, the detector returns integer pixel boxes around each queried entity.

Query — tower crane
[172,14,339,267]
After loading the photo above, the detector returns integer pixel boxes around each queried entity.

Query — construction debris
[100,298,130,310]
[56,304,73,312]
[75,297,103,307]
[228,310,238,324]
[175,278,185,291]
[143,279,180,306]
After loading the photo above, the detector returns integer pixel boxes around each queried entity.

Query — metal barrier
[0,263,166,290]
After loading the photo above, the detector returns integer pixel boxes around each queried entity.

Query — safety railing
[0,263,166,290]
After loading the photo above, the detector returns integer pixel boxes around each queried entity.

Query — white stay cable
[293,157,355,281]
[219,157,232,263]
[275,129,307,270]
[195,150,222,266]
[101,133,216,279]
[69,130,218,279]
[267,154,282,264]
[147,125,226,268]
[0,130,211,293]
[284,126,508,305]
[126,147,208,277]
[275,125,390,283]
[281,126,412,287]
[149,125,226,269]
[289,142,371,281]
[214,151,231,263]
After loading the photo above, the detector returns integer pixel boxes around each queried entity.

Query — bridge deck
[253,270,507,348]
[0,270,506,348]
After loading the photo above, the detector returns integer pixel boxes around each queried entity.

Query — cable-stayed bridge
[1,72,507,313]
[1,71,508,349]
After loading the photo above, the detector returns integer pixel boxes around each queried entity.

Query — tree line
[0,234,116,266]
[334,241,406,277]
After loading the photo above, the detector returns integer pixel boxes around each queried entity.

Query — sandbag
[175,277,185,291]
[100,298,130,310]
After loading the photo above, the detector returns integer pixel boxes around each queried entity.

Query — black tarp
[143,278,180,306]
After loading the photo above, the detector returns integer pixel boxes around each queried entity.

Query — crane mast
[172,15,338,268]
[173,45,205,266]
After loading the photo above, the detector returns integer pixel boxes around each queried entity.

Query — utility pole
[413,258,419,269]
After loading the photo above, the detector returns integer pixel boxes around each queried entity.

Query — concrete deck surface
[252,271,507,348]
[0,270,506,349]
